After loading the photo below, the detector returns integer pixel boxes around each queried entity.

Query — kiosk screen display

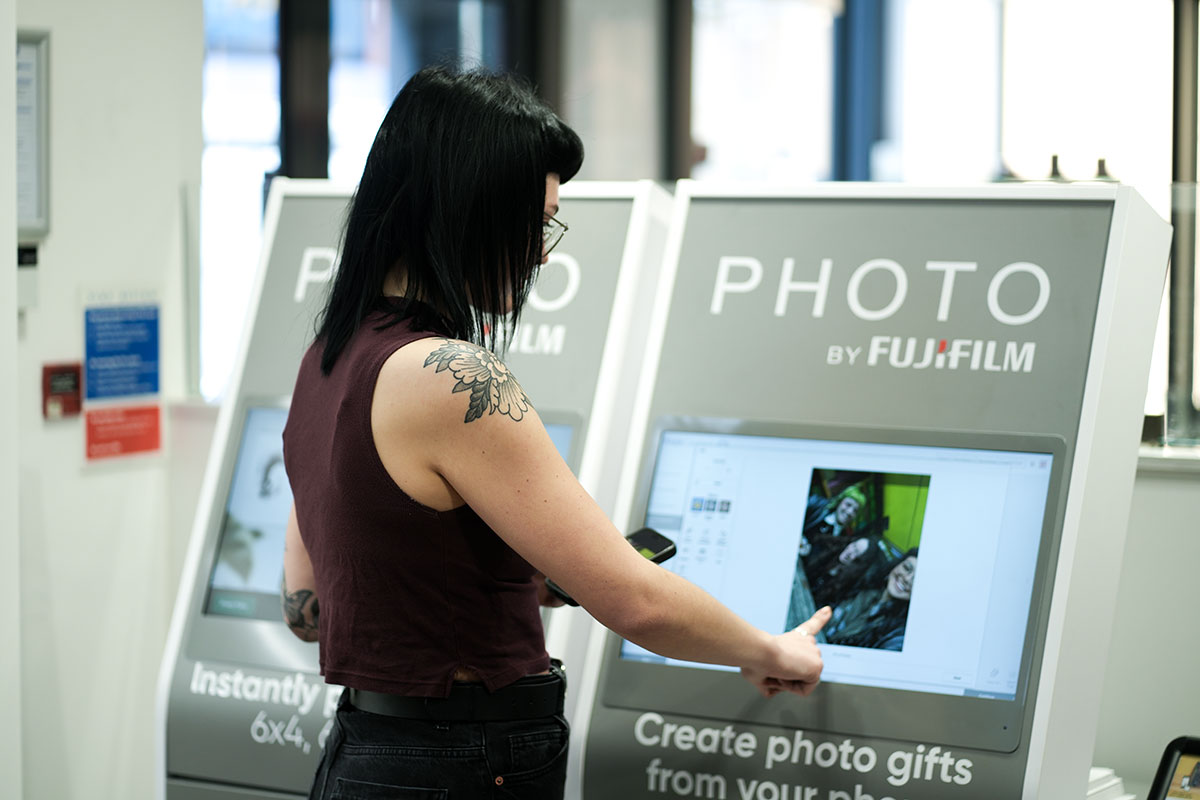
[204,405,293,620]
[545,422,574,465]
[621,424,1055,702]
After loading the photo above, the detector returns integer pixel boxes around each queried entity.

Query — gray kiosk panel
[163,182,355,799]
[651,195,1109,436]
[577,184,1169,800]
[504,195,634,457]
[166,396,334,796]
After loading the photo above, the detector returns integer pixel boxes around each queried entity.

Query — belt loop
[550,658,567,692]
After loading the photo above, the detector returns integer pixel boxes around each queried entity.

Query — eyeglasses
[543,215,568,255]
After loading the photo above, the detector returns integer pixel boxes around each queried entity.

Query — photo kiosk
[157,178,672,800]
[572,182,1170,800]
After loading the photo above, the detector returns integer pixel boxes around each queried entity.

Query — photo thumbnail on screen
[787,468,930,652]
[1170,754,1200,799]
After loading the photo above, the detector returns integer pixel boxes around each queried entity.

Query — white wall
[14,0,202,797]
[1093,456,1200,799]
[167,401,218,583]
[3,0,23,797]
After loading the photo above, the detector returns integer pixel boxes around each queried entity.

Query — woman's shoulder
[372,335,548,503]
[376,336,532,429]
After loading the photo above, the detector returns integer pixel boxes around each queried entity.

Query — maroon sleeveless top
[282,305,549,696]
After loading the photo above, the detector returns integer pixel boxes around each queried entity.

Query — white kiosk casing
[570,182,1169,800]
[156,178,672,799]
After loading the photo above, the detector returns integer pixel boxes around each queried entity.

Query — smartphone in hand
[544,528,675,607]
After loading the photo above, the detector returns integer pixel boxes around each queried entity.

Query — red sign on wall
[85,405,161,460]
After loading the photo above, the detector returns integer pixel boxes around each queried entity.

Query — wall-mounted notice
[17,31,49,240]
[82,289,163,461]
[84,303,160,400]
[85,405,161,460]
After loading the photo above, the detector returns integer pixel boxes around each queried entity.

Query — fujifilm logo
[828,337,1036,373]
[708,255,1046,375]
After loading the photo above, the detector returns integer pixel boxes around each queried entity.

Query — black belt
[347,662,566,722]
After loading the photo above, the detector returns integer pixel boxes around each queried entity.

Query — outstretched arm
[376,338,830,696]
[281,503,319,642]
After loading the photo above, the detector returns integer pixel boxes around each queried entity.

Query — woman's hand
[741,606,832,698]
[534,573,566,608]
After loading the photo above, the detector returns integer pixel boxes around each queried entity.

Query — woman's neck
[382,270,407,298]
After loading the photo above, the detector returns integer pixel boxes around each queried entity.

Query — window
[686,0,1177,420]
[199,0,514,399]
[200,0,280,400]
[691,0,836,182]
[328,0,510,184]
[873,0,1000,184]
[1001,0,1173,418]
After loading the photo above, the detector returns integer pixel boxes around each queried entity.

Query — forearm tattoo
[423,339,531,423]
[281,577,319,639]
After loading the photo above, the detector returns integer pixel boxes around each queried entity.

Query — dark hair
[806,534,885,609]
[316,66,584,373]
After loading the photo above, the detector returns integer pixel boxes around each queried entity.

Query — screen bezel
[186,395,316,673]
[201,401,293,622]
[599,415,1069,754]
[537,408,584,474]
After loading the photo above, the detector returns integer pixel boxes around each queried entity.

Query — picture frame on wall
[17,30,49,242]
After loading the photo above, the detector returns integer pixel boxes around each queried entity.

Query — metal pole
[1169,0,1199,442]
[279,0,331,179]
[665,0,693,180]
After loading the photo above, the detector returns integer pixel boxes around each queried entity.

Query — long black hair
[316,66,584,374]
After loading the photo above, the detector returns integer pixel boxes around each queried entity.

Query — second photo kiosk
[156,178,671,800]
[571,181,1169,800]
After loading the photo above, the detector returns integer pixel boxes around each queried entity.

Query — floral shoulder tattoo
[423,339,532,423]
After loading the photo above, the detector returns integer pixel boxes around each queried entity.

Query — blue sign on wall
[84,305,160,400]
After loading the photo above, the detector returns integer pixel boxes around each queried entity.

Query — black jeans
[309,692,569,799]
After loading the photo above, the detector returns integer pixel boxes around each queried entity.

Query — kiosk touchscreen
[204,405,292,622]
[607,418,1064,753]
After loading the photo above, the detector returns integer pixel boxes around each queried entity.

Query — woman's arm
[281,503,319,642]
[534,573,567,608]
[374,339,830,696]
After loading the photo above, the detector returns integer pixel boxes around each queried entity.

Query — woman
[804,533,891,611]
[823,549,919,652]
[280,66,830,799]
[797,484,866,560]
